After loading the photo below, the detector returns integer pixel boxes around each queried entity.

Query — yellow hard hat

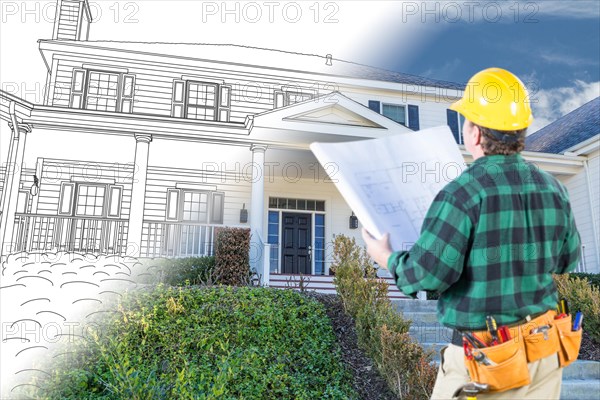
[450,68,533,130]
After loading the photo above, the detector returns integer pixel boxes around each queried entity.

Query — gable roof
[525,97,600,154]
[38,41,464,91]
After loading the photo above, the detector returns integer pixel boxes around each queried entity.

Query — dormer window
[274,87,315,108]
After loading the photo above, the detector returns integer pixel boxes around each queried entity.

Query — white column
[0,124,31,256]
[249,144,267,283]
[127,134,152,257]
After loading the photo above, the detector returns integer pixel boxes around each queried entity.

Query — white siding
[562,150,600,273]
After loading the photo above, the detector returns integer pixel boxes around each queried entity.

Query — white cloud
[534,1,600,19]
[528,80,600,134]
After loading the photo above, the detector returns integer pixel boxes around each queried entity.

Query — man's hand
[361,228,393,270]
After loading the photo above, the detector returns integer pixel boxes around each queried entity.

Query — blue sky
[367,1,600,132]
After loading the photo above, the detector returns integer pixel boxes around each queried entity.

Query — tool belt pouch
[555,315,583,367]
[463,336,530,393]
[522,323,560,362]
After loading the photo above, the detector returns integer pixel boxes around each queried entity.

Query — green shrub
[570,272,600,290]
[27,286,358,399]
[214,227,252,286]
[331,234,436,400]
[555,273,600,342]
[138,256,216,286]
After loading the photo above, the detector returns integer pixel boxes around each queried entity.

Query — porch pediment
[249,92,413,147]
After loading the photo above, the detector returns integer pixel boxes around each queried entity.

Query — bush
[331,234,436,400]
[570,272,600,291]
[214,227,252,286]
[138,257,216,286]
[554,273,600,342]
[26,286,359,399]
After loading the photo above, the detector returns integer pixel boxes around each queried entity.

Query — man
[362,68,581,399]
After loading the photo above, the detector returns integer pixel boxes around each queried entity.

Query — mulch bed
[303,292,398,400]
[579,331,600,362]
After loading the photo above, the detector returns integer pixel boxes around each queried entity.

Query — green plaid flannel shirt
[388,154,581,330]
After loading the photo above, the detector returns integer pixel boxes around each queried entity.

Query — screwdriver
[486,316,500,345]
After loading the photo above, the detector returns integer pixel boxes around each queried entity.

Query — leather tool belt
[453,310,582,393]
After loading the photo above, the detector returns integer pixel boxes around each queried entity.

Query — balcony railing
[13,213,128,254]
[142,221,222,258]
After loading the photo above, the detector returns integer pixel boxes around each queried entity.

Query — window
[382,103,406,125]
[86,71,119,112]
[314,214,325,275]
[268,197,325,211]
[273,89,314,108]
[166,189,225,224]
[69,69,136,113]
[182,191,209,222]
[75,184,106,217]
[186,81,218,121]
[268,211,279,273]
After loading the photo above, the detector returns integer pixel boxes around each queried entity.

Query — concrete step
[409,323,453,344]
[560,378,600,399]
[563,361,600,381]
[391,299,438,313]
[400,311,440,324]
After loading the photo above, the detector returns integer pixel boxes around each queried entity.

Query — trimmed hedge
[27,286,358,399]
[138,257,216,286]
[214,227,252,286]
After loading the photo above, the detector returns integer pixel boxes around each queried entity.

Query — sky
[0,0,599,133]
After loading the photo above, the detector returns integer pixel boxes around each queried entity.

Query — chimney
[52,0,92,41]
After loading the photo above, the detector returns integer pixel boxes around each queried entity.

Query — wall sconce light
[240,203,248,223]
[349,212,358,230]
[30,174,39,196]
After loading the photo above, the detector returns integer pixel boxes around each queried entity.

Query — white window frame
[184,81,219,121]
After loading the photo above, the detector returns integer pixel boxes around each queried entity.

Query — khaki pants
[430,344,562,400]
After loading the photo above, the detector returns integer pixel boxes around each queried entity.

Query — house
[1,0,596,299]
[526,97,600,274]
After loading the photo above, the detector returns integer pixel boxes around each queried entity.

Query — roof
[39,41,465,91]
[525,97,600,154]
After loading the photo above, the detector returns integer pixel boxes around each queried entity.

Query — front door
[281,212,312,274]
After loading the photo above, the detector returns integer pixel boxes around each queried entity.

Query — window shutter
[166,189,180,221]
[408,105,420,131]
[59,182,76,215]
[274,90,284,108]
[120,74,135,113]
[219,85,231,122]
[447,109,460,144]
[171,80,185,118]
[368,100,380,113]
[210,192,224,224]
[70,69,86,109]
[107,185,123,218]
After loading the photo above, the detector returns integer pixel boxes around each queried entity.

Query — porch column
[127,134,152,257]
[250,144,267,284]
[0,123,32,257]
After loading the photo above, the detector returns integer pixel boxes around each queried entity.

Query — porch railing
[13,213,128,254]
[142,221,221,258]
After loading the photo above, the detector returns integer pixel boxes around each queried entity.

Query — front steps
[392,299,600,400]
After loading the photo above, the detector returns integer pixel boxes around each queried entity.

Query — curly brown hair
[477,124,527,155]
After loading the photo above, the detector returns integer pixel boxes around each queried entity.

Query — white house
[526,97,600,274]
[1,0,596,298]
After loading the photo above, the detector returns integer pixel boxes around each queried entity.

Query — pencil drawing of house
[1,0,597,300]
